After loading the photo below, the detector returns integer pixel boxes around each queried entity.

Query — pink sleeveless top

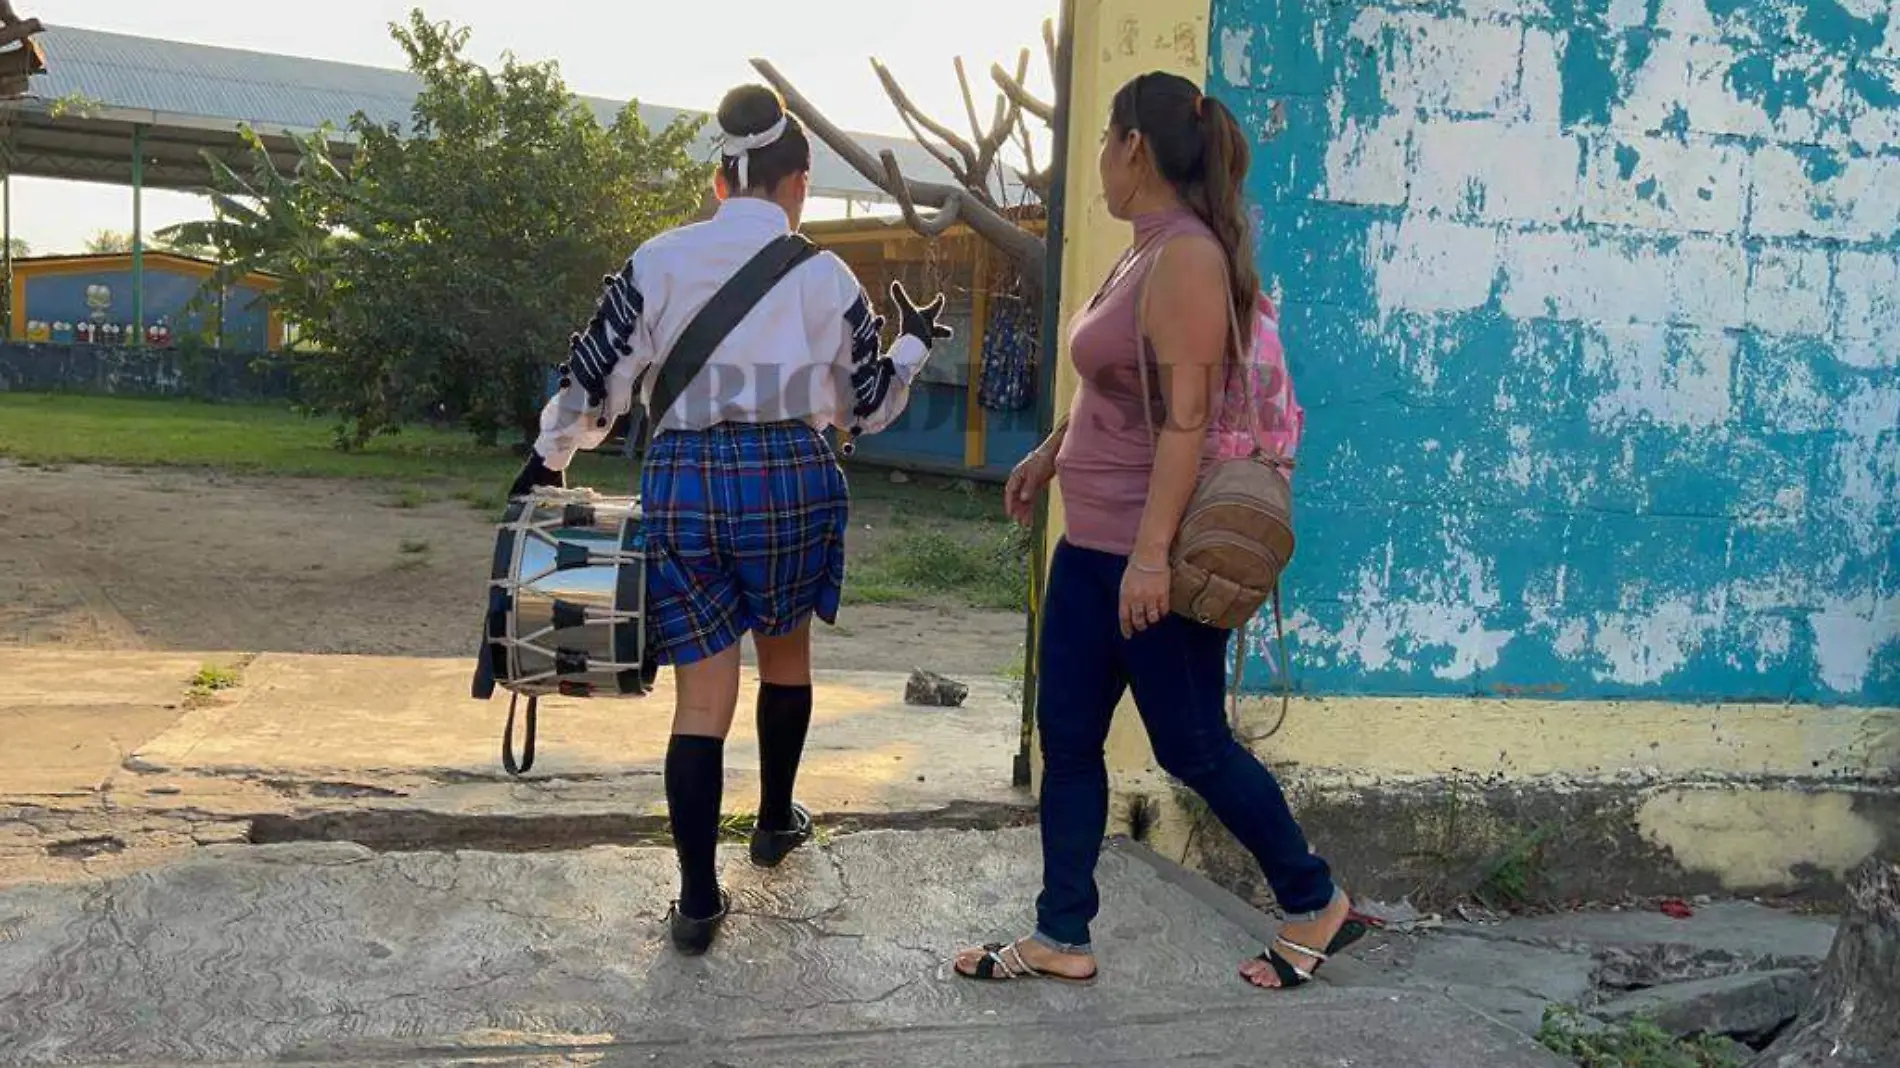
[1055,209,1224,556]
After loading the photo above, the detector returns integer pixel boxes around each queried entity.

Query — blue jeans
[1033,540,1336,950]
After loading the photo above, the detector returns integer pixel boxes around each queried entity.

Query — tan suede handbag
[1133,255,1296,731]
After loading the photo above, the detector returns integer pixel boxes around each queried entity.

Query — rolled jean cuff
[1278,885,1341,924]
[1032,930,1092,956]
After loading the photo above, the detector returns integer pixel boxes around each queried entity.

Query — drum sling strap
[473,233,822,776]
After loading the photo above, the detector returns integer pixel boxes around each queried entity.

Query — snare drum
[481,486,659,700]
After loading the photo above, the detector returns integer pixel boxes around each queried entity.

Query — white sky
[11,0,1058,253]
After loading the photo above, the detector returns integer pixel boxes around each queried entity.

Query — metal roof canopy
[3,25,947,197]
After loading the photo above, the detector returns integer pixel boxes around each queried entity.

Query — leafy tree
[84,229,132,254]
[5,238,26,257]
[151,233,214,258]
[164,9,707,447]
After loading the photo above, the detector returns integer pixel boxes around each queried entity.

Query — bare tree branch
[750,58,1045,278]
[983,51,1031,204]
[954,57,986,153]
[872,58,979,178]
[886,98,976,205]
[880,151,962,237]
[991,61,1054,126]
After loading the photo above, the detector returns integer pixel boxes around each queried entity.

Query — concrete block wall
[1210,0,1898,705]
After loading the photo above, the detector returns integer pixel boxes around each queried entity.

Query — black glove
[508,453,563,499]
[889,280,953,350]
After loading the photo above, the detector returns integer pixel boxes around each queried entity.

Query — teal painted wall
[1211,0,1897,704]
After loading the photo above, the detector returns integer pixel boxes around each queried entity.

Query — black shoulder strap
[646,233,821,428]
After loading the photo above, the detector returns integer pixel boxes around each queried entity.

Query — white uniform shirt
[533,198,932,470]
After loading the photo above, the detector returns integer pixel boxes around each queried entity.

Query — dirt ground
[0,462,1025,675]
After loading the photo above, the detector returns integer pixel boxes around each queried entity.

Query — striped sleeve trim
[843,288,894,419]
[565,258,644,405]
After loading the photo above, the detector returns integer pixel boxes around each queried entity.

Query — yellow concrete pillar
[1034,0,1212,795]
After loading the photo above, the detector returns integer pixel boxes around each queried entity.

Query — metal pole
[1015,0,1076,789]
[131,124,145,347]
[3,171,11,341]
[213,198,225,349]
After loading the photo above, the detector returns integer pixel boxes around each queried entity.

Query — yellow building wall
[1038,0,1213,788]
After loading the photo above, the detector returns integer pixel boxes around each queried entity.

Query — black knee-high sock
[665,734,725,918]
[756,683,813,832]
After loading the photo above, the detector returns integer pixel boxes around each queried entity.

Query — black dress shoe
[750,802,814,868]
[668,887,730,956]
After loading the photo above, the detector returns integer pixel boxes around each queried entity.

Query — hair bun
[717,84,786,138]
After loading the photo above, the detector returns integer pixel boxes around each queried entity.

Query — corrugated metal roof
[19,24,949,198]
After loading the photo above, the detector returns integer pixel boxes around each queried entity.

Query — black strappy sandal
[1251,910,1381,990]
[955,938,1098,984]
[667,887,731,956]
[749,802,813,868]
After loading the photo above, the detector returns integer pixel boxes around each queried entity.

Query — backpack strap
[1230,586,1293,743]
[1132,241,1269,460]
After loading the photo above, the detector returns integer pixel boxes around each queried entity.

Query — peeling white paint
[1504,425,1535,489]
[1826,383,1900,554]
[1347,9,1526,117]
[1218,25,1254,89]
[1322,113,1411,207]
[1582,327,1735,429]
[1553,620,1589,659]
[1370,217,1500,317]
[1833,250,1900,370]
[1320,539,1516,681]
[1410,119,1581,225]
[1282,0,1897,700]
[1752,618,1793,672]
[1811,593,1900,696]
[1591,597,1721,686]
[1746,244,1835,339]
[1752,149,1900,243]
[1580,134,1749,235]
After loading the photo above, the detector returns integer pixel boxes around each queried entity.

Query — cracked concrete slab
[1342,929,1598,1037]
[1442,901,1838,962]
[2,652,1034,885]
[0,829,1565,1067]
[0,650,233,799]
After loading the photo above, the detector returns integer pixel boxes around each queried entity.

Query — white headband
[720,114,788,190]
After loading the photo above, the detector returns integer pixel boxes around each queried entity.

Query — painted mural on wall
[18,267,272,352]
[1212,0,1897,704]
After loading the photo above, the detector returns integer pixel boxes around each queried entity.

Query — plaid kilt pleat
[640,420,848,666]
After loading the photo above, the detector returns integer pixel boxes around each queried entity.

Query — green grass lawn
[0,393,1028,612]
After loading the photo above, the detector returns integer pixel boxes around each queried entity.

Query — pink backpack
[1207,292,1303,723]
[1212,293,1304,468]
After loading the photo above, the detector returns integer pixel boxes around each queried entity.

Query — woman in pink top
[953,73,1368,991]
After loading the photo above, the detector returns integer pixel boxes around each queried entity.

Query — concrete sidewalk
[0,828,1566,1067]
[2,650,1030,885]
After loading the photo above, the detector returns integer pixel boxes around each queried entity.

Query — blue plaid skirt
[641,420,848,666]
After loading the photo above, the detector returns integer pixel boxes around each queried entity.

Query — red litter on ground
[1659,898,1695,919]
